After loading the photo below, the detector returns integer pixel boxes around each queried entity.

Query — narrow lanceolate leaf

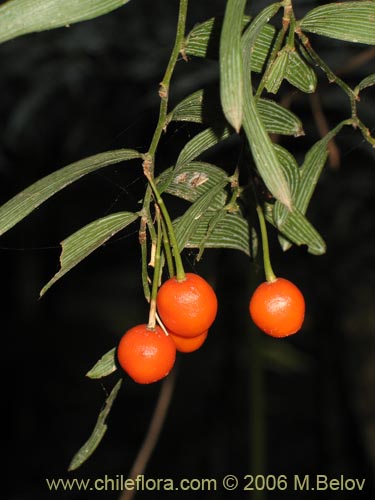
[220,0,247,132]
[0,0,131,44]
[257,99,304,136]
[86,348,117,379]
[274,145,300,200]
[265,49,289,94]
[40,212,139,296]
[273,205,326,255]
[162,162,229,204]
[273,122,348,253]
[297,121,348,214]
[166,89,206,124]
[242,3,292,210]
[68,379,122,471]
[184,15,275,73]
[185,211,252,256]
[176,126,232,168]
[168,89,304,137]
[285,50,317,93]
[355,73,375,95]
[174,181,228,251]
[0,149,141,237]
[300,1,375,45]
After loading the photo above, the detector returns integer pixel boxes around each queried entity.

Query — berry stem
[139,213,151,303]
[143,165,186,282]
[147,206,163,330]
[255,204,277,282]
[161,217,175,278]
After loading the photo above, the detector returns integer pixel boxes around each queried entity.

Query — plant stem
[148,0,189,161]
[256,204,276,282]
[144,164,185,281]
[296,29,358,117]
[147,207,163,330]
[139,213,151,303]
[141,0,188,283]
[161,218,175,278]
[119,369,177,500]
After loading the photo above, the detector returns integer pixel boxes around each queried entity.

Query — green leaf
[0,149,141,237]
[355,73,375,95]
[168,89,304,137]
[257,98,304,136]
[241,3,293,210]
[274,144,300,200]
[185,210,253,257]
[174,181,229,251]
[184,15,275,73]
[162,162,229,204]
[220,0,247,132]
[175,126,232,167]
[265,49,289,94]
[300,1,375,45]
[297,121,347,214]
[285,50,317,93]
[0,0,131,44]
[167,89,207,124]
[273,205,326,255]
[86,348,117,379]
[68,379,122,471]
[272,121,347,253]
[40,211,139,296]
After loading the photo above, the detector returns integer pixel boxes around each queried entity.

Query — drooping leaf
[167,89,207,124]
[273,204,326,255]
[168,89,304,137]
[0,149,141,237]
[265,49,289,94]
[68,379,122,471]
[40,211,139,296]
[0,0,131,44]
[184,15,275,73]
[257,98,304,136]
[300,1,375,45]
[175,126,232,167]
[271,122,347,253]
[297,121,348,214]
[86,348,117,379]
[241,3,293,209]
[161,162,229,204]
[220,0,247,132]
[274,144,300,200]
[174,181,229,251]
[185,210,253,256]
[355,73,375,95]
[285,50,317,93]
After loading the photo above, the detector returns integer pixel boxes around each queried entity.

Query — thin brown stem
[118,369,177,500]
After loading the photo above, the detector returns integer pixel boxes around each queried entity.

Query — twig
[118,369,177,500]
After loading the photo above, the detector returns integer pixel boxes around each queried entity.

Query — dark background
[1,1,374,499]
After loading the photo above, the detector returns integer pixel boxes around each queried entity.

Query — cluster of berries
[117,273,305,384]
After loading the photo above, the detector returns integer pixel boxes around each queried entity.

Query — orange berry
[117,324,176,384]
[170,330,208,353]
[249,278,305,338]
[156,273,218,338]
